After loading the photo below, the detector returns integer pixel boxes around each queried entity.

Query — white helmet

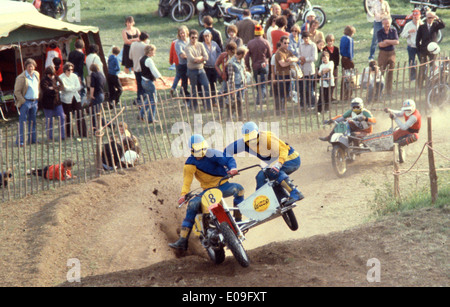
[427,42,440,55]
[351,97,364,114]
[402,99,416,116]
[196,1,205,12]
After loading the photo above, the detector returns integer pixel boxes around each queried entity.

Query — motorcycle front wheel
[40,0,67,20]
[331,145,347,177]
[303,7,327,29]
[170,0,195,23]
[364,0,374,17]
[219,222,250,267]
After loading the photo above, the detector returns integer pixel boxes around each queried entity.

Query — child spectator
[107,46,123,107]
[28,159,76,180]
[317,51,334,113]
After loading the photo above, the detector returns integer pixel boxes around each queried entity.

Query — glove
[178,195,185,205]
[384,107,391,113]
[355,115,366,122]
[389,112,395,120]
[228,169,239,176]
[269,162,282,178]
[323,119,332,125]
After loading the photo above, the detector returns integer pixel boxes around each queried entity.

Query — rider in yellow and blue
[169,134,245,251]
[224,122,304,203]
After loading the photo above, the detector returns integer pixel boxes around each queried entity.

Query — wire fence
[0,56,448,203]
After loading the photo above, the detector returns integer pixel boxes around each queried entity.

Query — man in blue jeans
[169,135,244,251]
[14,58,40,146]
[185,29,210,111]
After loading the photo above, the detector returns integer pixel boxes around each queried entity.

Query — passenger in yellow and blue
[224,121,304,203]
[169,134,244,251]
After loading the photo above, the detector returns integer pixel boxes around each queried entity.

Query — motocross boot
[319,130,333,142]
[280,179,304,203]
[168,227,191,251]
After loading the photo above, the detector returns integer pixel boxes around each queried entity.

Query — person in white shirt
[400,9,422,81]
[139,44,167,123]
[299,31,318,109]
[59,62,87,137]
[85,44,103,76]
[317,52,334,113]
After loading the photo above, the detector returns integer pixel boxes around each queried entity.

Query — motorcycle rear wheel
[331,145,347,177]
[304,7,327,29]
[427,83,450,110]
[219,222,250,267]
[206,246,225,264]
[170,0,195,23]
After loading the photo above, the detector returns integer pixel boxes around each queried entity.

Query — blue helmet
[189,134,208,157]
[242,122,259,142]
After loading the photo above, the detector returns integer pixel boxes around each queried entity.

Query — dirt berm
[0,113,448,287]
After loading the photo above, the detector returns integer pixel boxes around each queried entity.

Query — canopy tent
[0,1,106,98]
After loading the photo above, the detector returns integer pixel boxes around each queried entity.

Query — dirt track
[0,110,448,287]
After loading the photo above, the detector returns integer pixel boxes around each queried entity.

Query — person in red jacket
[385,99,421,146]
[28,159,76,181]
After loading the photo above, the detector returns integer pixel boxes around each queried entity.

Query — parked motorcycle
[223,0,273,36]
[18,0,67,20]
[237,0,326,28]
[390,4,443,43]
[322,119,400,177]
[196,0,234,27]
[166,0,196,23]
[178,164,299,266]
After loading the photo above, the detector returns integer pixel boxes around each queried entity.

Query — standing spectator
[288,24,302,58]
[89,63,106,130]
[274,35,298,114]
[315,39,325,69]
[309,20,325,46]
[340,25,356,70]
[227,47,248,121]
[139,44,167,123]
[202,30,222,104]
[282,9,295,34]
[185,29,210,110]
[301,10,316,32]
[416,11,446,88]
[129,32,149,104]
[59,62,87,138]
[121,16,141,74]
[215,42,237,108]
[323,34,339,100]
[299,32,317,109]
[264,15,278,48]
[85,44,104,77]
[271,3,282,17]
[107,46,123,106]
[377,17,399,95]
[271,16,289,53]
[236,9,258,45]
[368,0,391,61]
[317,51,334,113]
[199,16,223,51]
[401,9,422,81]
[246,24,272,105]
[45,43,63,69]
[40,66,65,141]
[68,39,87,105]
[225,25,243,48]
[171,25,190,98]
[14,58,40,146]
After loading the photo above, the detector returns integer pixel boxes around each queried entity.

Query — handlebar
[179,164,262,207]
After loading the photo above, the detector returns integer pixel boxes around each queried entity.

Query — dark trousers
[107,74,123,104]
[62,98,87,138]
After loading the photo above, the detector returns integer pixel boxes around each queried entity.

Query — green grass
[371,173,450,217]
